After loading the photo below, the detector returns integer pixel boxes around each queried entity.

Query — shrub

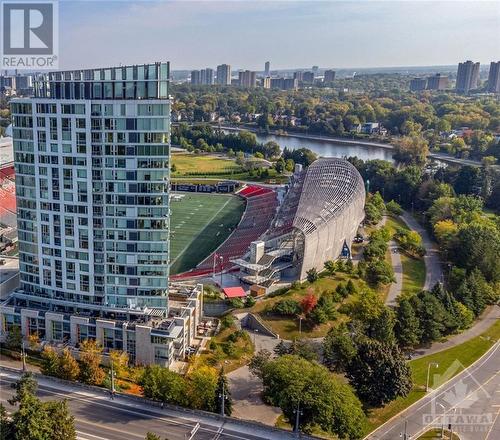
[272,299,301,316]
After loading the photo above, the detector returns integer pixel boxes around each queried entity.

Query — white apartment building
[0,63,203,367]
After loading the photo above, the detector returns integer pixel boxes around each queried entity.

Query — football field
[169,193,245,274]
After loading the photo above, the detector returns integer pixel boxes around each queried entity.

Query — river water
[251,132,394,162]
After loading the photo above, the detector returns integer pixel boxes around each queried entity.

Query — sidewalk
[412,304,500,359]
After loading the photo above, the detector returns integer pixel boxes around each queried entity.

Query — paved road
[400,211,442,291]
[367,342,500,440]
[0,369,299,440]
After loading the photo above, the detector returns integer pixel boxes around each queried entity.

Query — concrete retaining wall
[237,312,279,338]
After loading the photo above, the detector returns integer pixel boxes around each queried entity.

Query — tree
[79,339,105,386]
[109,350,129,378]
[410,292,447,343]
[261,355,365,438]
[5,326,22,351]
[0,404,13,440]
[370,307,396,345]
[140,364,187,406]
[346,279,357,295]
[58,348,80,381]
[187,366,218,412]
[346,339,412,406]
[248,349,272,379]
[322,323,357,372]
[41,346,60,377]
[395,298,422,349]
[306,267,319,283]
[345,258,354,274]
[272,298,301,316]
[386,199,403,215]
[8,374,76,440]
[323,260,336,276]
[366,260,395,286]
[393,134,429,166]
[45,400,77,440]
[215,368,233,416]
[300,291,318,315]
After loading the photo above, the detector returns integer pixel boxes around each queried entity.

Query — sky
[57,0,500,71]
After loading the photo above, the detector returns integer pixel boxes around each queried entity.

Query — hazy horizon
[52,1,500,71]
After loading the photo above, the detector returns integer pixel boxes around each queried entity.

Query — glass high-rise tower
[2,63,202,367]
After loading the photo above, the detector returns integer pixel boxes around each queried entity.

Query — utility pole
[400,419,409,439]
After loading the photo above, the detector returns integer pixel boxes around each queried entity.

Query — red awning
[223,287,246,298]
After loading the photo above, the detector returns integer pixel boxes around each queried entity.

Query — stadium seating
[0,165,17,227]
[172,185,278,279]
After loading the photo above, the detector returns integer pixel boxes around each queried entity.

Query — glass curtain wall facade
[11,62,171,315]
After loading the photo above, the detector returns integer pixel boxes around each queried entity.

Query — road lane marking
[0,376,259,440]
[484,409,500,440]
[412,369,500,439]
[365,341,500,439]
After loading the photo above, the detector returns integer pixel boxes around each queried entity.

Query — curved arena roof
[293,158,365,236]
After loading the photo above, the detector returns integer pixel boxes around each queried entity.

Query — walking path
[400,211,442,290]
[385,239,402,306]
[412,304,500,359]
[227,330,282,426]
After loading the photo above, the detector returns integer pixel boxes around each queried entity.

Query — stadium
[171,158,365,287]
[232,158,366,284]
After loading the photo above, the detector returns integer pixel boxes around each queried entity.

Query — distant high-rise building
[410,77,427,92]
[190,70,201,85]
[312,66,319,75]
[216,64,231,86]
[191,69,214,85]
[456,60,480,93]
[283,78,298,91]
[269,77,297,91]
[302,71,315,83]
[324,70,336,83]
[264,61,270,76]
[426,73,449,91]
[201,68,214,85]
[487,61,500,93]
[293,71,304,82]
[263,77,271,89]
[239,70,257,87]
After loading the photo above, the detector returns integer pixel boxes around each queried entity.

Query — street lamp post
[426,362,439,392]
[219,384,225,417]
[21,341,27,372]
[298,316,303,335]
[437,402,446,439]
[399,419,409,440]
[109,361,116,399]
[293,401,303,434]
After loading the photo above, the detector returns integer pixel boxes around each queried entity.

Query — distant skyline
[57,0,499,71]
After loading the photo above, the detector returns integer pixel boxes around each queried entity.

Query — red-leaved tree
[300,290,318,315]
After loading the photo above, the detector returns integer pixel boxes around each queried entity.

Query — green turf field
[169,193,245,274]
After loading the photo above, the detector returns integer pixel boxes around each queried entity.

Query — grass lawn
[385,215,426,296]
[169,193,245,274]
[171,153,242,175]
[250,274,368,340]
[365,319,500,434]
[417,428,459,439]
